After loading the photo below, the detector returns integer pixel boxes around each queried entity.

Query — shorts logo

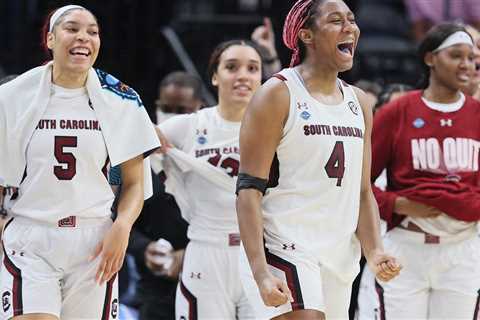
[111,298,118,319]
[190,272,201,279]
[2,291,11,312]
[348,101,358,115]
[282,243,296,250]
[58,216,76,227]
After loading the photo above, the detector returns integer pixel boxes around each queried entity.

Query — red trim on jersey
[374,280,386,320]
[272,74,287,81]
[473,289,480,320]
[264,246,304,311]
[102,157,110,180]
[2,240,23,316]
[180,280,197,320]
[101,273,117,320]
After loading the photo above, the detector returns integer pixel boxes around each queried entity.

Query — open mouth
[337,42,354,56]
[476,63,480,72]
[233,84,251,92]
[69,47,91,57]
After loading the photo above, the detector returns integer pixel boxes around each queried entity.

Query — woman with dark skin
[236,1,400,319]
[369,23,480,319]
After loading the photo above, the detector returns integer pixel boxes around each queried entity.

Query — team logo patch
[2,291,10,312]
[413,118,425,128]
[111,298,118,319]
[300,111,311,120]
[348,101,358,115]
[95,69,143,107]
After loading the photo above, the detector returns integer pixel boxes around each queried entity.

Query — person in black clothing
[127,71,203,320]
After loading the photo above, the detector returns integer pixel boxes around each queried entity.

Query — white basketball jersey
[262,68,365,281]
[12,85,114,223]
[159,106,240,243]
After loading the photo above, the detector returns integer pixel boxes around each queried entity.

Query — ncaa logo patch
[300,111,311,120]
[111,298,118,319]
[348,101,358,115]
[2,291,11,312]
[413,118,425,128]
[196,128,208,144]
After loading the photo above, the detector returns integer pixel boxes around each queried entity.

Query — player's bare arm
[236,78,292,307]
[92,154,144,284]
[353,86,401,282]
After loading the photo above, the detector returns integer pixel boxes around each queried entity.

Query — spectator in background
[155,71,204,124]
[127,71,203,320]
[355,79,382,111]
[374,83,413,113]
[465,24,480,100]
[251,17,282,78]
[405,0,480,42]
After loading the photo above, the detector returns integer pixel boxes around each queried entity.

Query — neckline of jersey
[292,68,347,109]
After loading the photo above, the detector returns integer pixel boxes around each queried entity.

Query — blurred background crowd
[4,0,478,118]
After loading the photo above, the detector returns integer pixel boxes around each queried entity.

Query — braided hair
[282,0,325,67]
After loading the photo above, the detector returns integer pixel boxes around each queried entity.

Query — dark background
[0,0,416,118]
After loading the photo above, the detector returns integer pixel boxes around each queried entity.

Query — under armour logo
[440,119,452,127]
[282,243,296,250]
[11,250,24,257]
[2,291,10,312]
[111,298,118,319]
[196,129,207,135]
[190,272,201,279]
[297,102,308,110]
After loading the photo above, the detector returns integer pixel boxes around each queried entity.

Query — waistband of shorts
[389,224,478,244]
[11,215,112,228]
[188,230,241,247]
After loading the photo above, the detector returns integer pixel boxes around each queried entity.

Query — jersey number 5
[324,141,345,187]
[54,136,77,180]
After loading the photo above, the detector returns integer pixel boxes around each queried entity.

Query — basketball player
[156,40,263,319]
[365,23,480,319]
[236,1,401,319]
[0,5,159,320]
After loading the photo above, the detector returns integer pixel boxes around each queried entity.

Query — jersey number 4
[324,141,345,187]
[54,136,77,180]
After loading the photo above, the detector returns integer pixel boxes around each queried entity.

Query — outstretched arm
[236,78,292,307]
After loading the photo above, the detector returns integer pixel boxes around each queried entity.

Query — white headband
[49,5,85,32]
[433,31,474,53]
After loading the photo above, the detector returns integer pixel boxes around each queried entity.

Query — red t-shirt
[372,90,480,229]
